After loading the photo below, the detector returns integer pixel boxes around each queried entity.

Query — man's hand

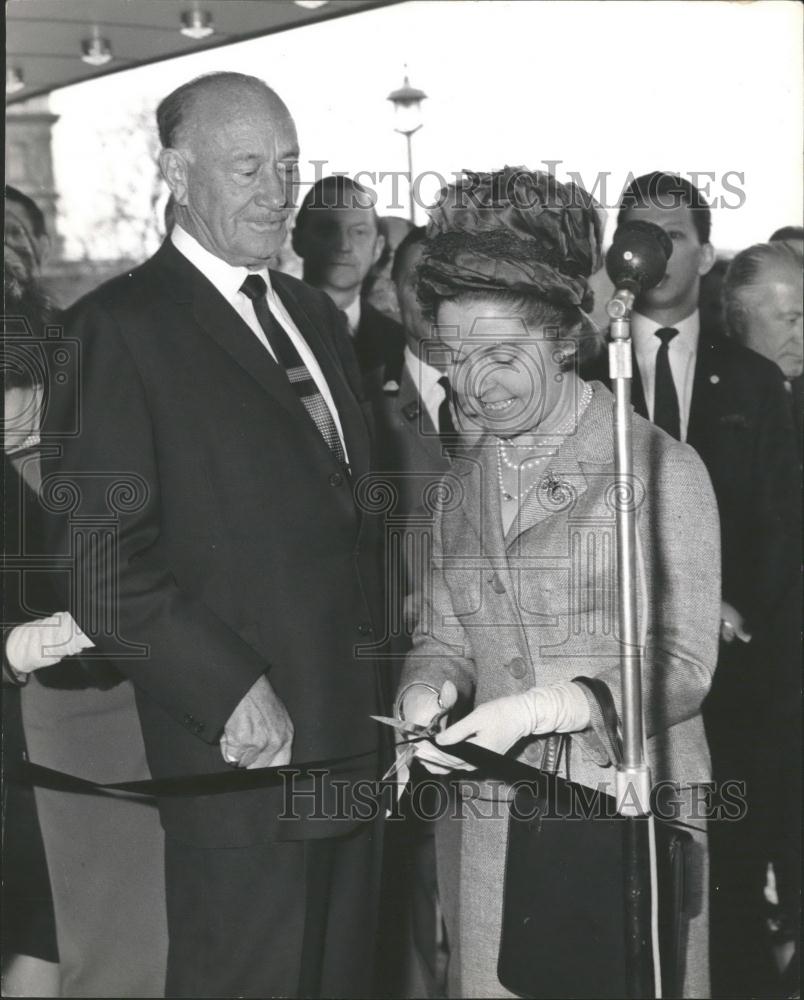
[220,675,294,769]
[720,600,752,644]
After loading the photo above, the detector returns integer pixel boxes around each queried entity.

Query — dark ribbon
[13,740,543,799]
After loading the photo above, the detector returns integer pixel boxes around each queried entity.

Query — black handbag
[494,676,692,999]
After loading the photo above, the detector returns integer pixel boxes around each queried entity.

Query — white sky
[47,0,803,259]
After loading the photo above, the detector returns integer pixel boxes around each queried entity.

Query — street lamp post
[387,71,427,223]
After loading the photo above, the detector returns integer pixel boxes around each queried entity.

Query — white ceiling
[6,0,401,104]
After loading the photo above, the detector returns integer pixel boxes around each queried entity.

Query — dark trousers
[164,823,382,999]
[375,769,446,999]
[705,641,776,998]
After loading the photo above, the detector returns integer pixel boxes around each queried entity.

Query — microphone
[606,221,672,292]
[605,222,673,319]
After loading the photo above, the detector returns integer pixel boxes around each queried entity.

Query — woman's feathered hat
[419,167,605,323]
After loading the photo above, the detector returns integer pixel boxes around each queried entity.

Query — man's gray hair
[156,71,273,149]
[724,240,803,340]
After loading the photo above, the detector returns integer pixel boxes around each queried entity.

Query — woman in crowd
[3,253,63,998]
[3,241,168,998]
[396,168,721,998]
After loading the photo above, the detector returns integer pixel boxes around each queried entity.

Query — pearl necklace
[6,432,40,455]
[498,441,551,471]
[497,444,549,502]
[496,382,593,502]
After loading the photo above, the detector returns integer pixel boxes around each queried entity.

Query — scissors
[371,709,449,782]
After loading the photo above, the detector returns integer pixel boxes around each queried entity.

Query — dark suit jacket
[373,362,453,523]
[586,328,800,633]
[353,300,406,378]
[41,239,389,847]
[371,359,454,672]
[3,453,52,634]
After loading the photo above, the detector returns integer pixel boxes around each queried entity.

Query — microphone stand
[607,288,656,998]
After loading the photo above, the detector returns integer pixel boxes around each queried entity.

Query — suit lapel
[504,442,589,550]
[501,381,617,549]
[395,367,452,470]
[630,353,648,419]
[687,332,719,450]
[450,447,525,628]
[153,241,306,424]
[153,241,367,481]
[193,276,307,420]
[448,385,615,661]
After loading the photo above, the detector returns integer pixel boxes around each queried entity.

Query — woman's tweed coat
[400,381,721,997]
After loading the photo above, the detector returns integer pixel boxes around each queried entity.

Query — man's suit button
[525,742,542,763]
[329,472,344,487]
[506,656,527,679]
[357,622,373,636]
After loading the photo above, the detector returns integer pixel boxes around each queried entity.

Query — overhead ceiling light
[81,27,113,66]
[7,67,25,94]
[180,9,214,39]
[293,1,329,9]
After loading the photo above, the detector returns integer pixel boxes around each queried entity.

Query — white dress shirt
[171,225,348,460]
[404,345,447,430]
[343,296,361,336]
[632,310,699,442]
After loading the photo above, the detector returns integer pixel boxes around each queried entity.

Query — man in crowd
[366,215,414,321]
[726,240,803,388]
[42,72,388,998]
[372,225,452,999]
[590,172,800,997]
[769,224,804,254]
[723,239,802,992]
[293,175,405,381]
[5,185,51,285]
[375,225,455,605]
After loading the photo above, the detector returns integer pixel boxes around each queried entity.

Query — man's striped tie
[240,275,346,465]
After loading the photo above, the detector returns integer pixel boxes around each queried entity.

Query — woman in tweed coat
[397,169,721,998]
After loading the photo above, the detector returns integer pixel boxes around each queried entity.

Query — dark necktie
[653,327,680,440]
[240,275,346,465]
[437,375,458,455]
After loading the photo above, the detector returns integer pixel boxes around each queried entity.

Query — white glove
[434,682,592,769]
[5,612,94,674]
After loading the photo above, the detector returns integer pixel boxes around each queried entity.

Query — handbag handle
[539,677,623,776]
[573,675,624,765]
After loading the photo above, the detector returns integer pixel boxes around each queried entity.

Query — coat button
[525,743,542,763]
[488,572,506,594]
[506,656,527,679]
[357,622,373,636]
[328,472,344,487]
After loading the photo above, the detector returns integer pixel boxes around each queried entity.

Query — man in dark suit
[372,226,452,999]
[374,226,455,614]
[723,239,802,992]
[588,172,799,998]
[41,72,388,999]
[293,175,405,380]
